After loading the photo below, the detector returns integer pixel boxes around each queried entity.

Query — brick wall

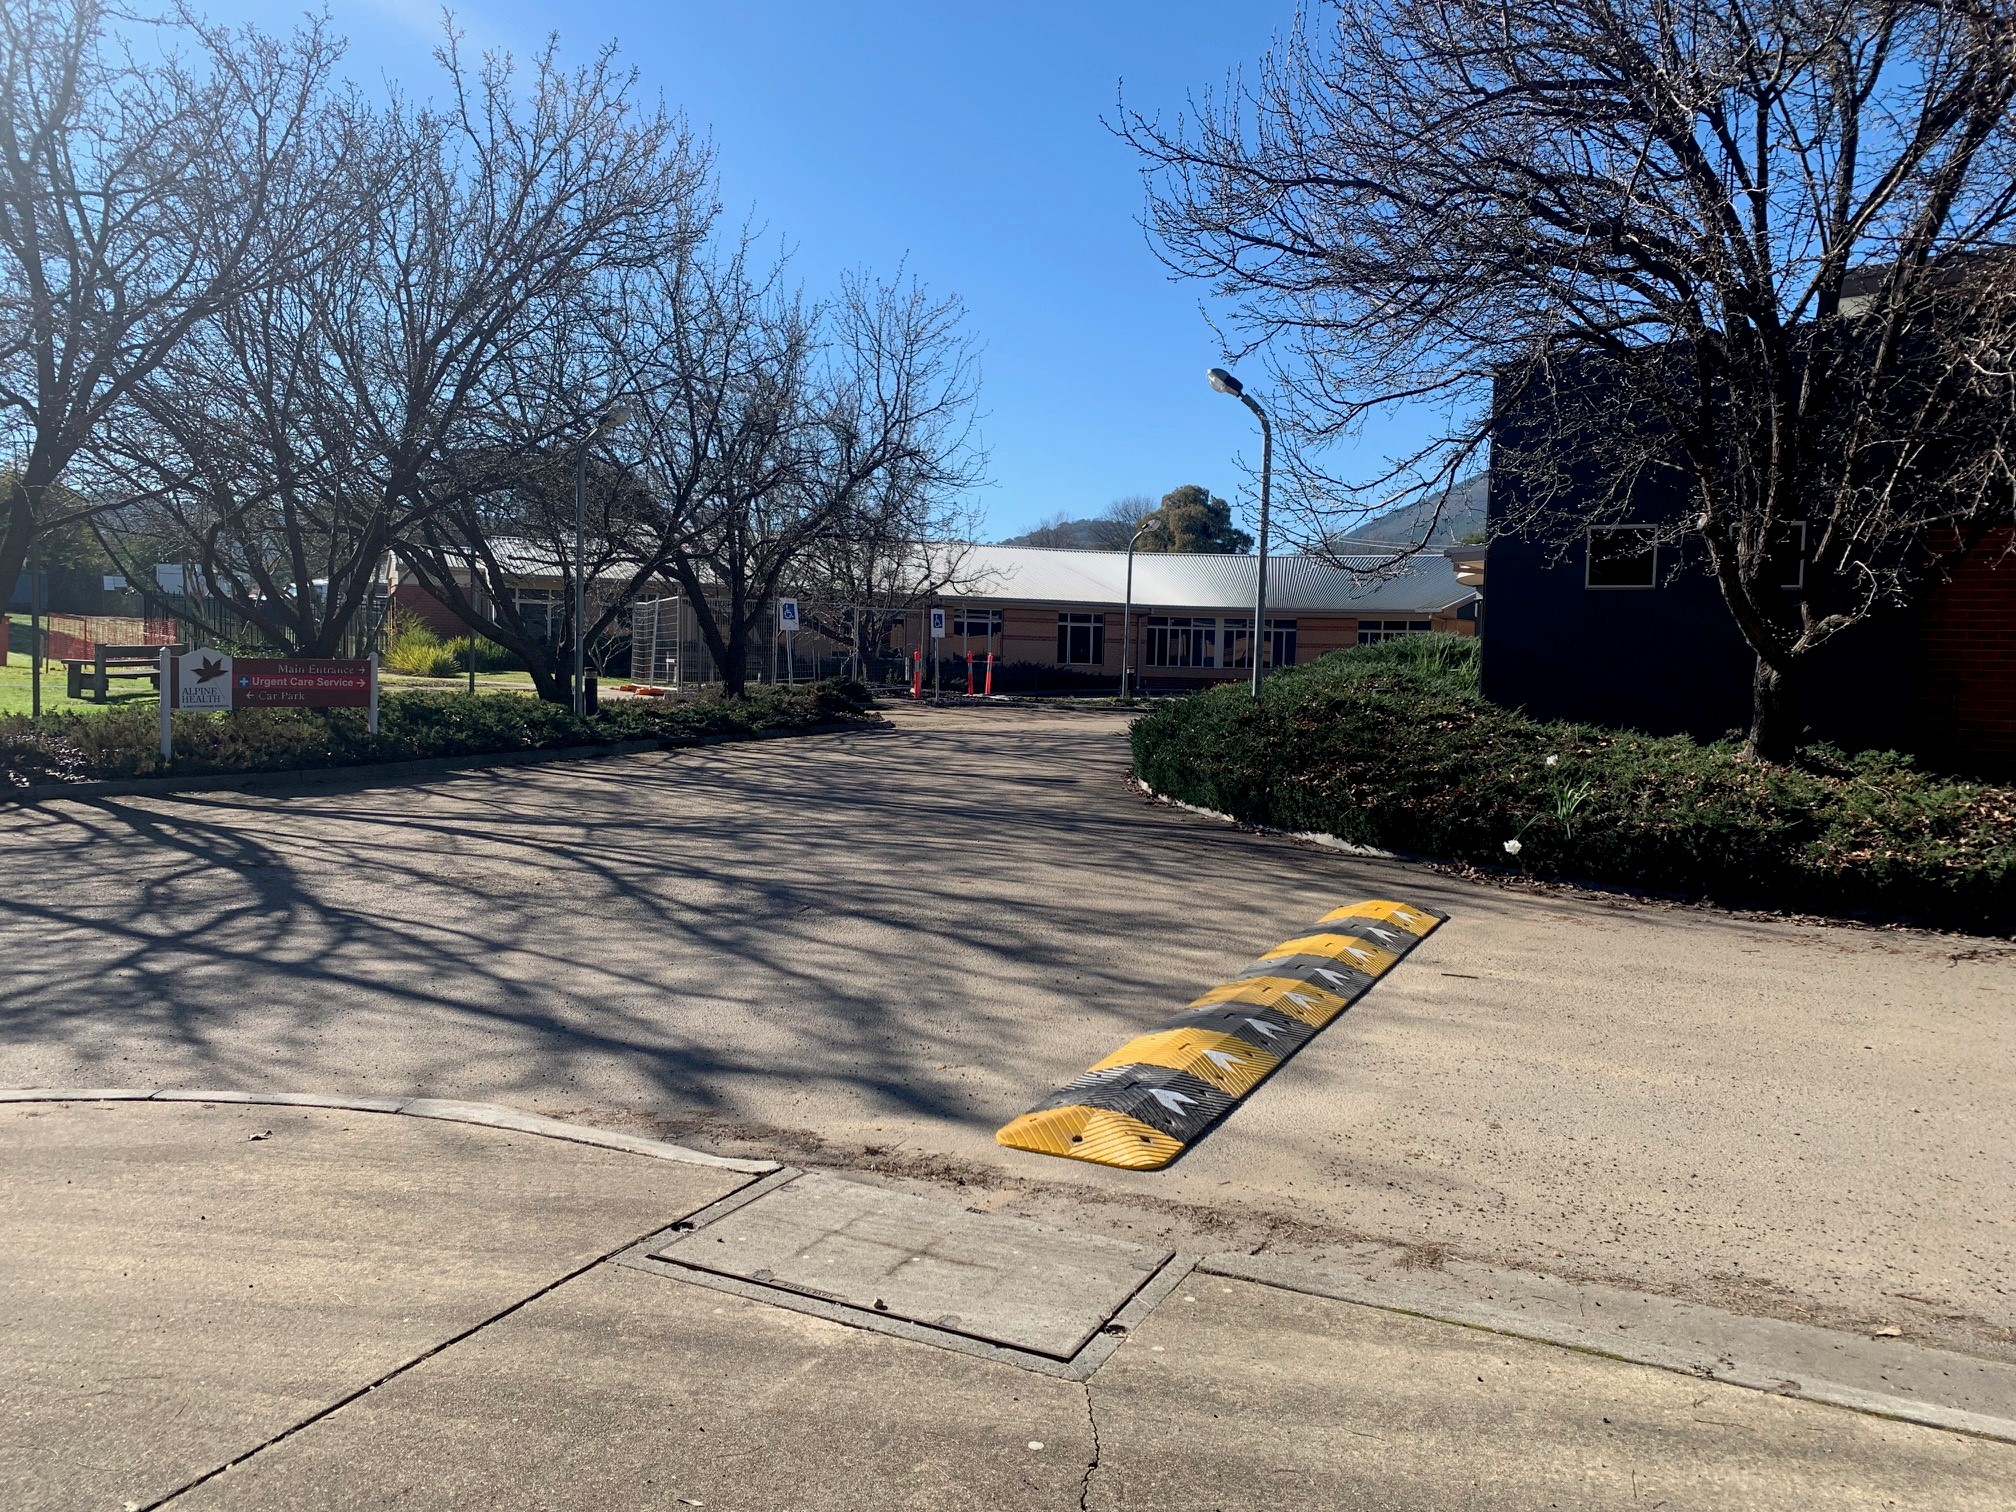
[1918,527,2016,761]
[393,583,468,638]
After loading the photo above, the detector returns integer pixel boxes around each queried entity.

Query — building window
[1355,619,1433,645]
[1268,619,1298,668]
[1057,612,1105,664]
[1586,526,1657,588]
[1142,616,1216,667]
[952,608,1002,637]
[511,586,566,642]
[1222,618,1298,667]
[1768,521,1806,589]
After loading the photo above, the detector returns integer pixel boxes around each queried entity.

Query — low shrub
[811,676,875,716]
[1131,634,2016,933]
[382,614,456,677]
[983,660,1117,694]
[383,614,522,677]
[1,683,873,791]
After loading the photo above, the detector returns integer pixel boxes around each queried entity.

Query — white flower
[1545,754,1559,767]
[1502,838,1523,856]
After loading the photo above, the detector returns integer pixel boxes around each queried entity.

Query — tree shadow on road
[0,713,1702,1137]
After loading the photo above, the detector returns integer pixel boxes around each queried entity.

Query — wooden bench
[63,644,188,703]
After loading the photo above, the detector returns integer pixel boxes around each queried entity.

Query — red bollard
[965,653,975,696]
[984,652,995,696]
[911,649,923,699]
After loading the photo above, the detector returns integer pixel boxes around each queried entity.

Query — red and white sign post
[160,648,378,763]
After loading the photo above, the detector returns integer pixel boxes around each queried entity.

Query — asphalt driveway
[2,703,2011,1361]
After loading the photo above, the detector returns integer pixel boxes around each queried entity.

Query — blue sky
[203,1,1322,539]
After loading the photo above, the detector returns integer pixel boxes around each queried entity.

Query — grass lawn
[0,658,548,715]
[0,658,162,717]
[376,669,539,696]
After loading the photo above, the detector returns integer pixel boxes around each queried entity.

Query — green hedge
[1,679,875,791]
[1131,636,2016,933]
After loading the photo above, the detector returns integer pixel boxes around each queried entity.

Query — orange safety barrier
[8,612,177,666]
[965,653,975,696]
[910,648,923,699]
[984,652,995,696]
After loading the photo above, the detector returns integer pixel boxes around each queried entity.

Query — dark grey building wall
[1483,400,1923,752]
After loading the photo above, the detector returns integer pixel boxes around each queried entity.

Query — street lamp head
[1207,367,1244,397]
[594,404,631,434]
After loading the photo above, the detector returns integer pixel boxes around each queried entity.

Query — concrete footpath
[6,1096,2013,1512]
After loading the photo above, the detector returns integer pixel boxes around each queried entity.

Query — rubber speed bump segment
[995,898,1445,1170]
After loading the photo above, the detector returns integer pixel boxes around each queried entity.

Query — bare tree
[619,243,983,696]
[0,0,351,604]
[1085,494,1159,549]
[98,36,707,661]
[400,444,660,702]
[1124,0,2016,759]
[795,468,989,674]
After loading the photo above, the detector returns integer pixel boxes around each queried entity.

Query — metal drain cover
[651,1172,1171,1359]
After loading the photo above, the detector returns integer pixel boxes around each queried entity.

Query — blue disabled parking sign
[779,598,800,631]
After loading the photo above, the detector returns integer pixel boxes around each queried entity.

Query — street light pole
[1207,368,1273,699]
[1120,516,1157,700]
[571,405,629,717]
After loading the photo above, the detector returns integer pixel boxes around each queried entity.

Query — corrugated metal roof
[394,538,1478,615]
[946,545,1477,614]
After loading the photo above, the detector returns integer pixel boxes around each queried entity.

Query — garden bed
[1,680,875,792]
[1130,636,2016,934]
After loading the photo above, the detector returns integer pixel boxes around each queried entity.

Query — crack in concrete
[133,1186,768,1510]
[1078,1380,1103,1511]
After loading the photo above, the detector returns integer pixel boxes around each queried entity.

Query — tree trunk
[1745,656,1802,764]
[718,630,750,698]
[0,486,35,615]
[526,655,569,705]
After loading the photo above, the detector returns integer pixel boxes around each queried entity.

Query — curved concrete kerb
[0,1087,779,1175]
[1134,777,1406,859]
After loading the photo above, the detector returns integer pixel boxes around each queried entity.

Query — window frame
[1141,615,1217,669]
[510,585,567,642]
[1769,521,1807,590]
[1354,619,1433,646]
[1267,618,1298,668]
[1222,617,1297,667]
[951,607,1003,638]
[1055,611,1106,665]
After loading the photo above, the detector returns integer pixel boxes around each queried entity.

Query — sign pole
[158,647,173,765]
[368,653,379,736]
[777,599,801,686]
[929,606,947,702]
[29,554,41,718]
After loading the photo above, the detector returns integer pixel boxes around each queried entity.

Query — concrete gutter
[1202,1249,2016,1446]
[0,1087,779,1175]
[2,717,880,806]
[7,1084,2013,1445]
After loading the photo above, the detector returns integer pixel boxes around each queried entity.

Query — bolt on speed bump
[995,899,1446,1170]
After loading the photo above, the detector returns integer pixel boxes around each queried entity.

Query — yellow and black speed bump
[996,898,1446,1170]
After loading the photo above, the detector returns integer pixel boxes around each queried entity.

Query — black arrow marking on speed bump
[996,898,1447,1170]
